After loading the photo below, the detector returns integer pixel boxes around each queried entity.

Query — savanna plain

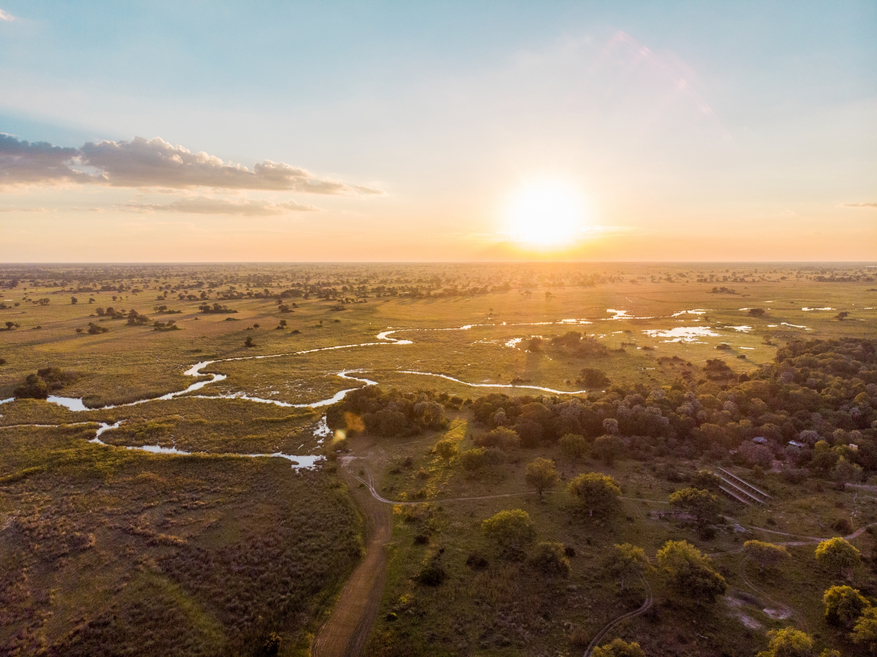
[1,262,876,657]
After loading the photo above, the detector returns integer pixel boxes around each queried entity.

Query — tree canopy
[656,540,727,603]
[525,458,559,498]
[815,537,861,576]
[568,472,621,517]
[481,509,536,560]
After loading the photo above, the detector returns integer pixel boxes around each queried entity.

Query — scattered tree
[530,541,571,578]
[755,628,814,657]
[474,426,520,451]
[481,509,536,560]
[815,537,861,577]
[592,639,646,657]
[559,433,588,461]
[823,585,869,628]
[568,472,621,517]
[435,439,458,465]
[525,458,558,499]
[852,606,877,655]
[593,434,624,465]
[669,487,721,526]
[608,543,652,591]
[578,368,611,388]
[245,336,256,348]
[14,373,48,399]
[657,540,727,603]
[744,540,791,573]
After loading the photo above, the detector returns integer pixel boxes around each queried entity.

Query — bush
[530,541,570,577]
[482,509,536,559]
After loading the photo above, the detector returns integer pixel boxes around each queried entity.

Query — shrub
[482,509,536,559]
[530,541,571,578]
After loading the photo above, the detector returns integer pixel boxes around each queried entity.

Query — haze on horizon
[0,1,874,263]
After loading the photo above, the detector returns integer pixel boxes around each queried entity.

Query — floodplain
[1,262,876,657]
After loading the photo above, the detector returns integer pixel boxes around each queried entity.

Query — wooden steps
[714,467,771,505]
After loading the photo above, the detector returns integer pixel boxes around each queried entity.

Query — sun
[505,180,587,248]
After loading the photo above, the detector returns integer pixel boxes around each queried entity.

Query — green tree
[592,638,646,657]
[559,433,588,461]
[815,537,861,577]
[481,509,536,560]
[822,585,870,628]
[530,541,571,578]
[244,335,256,348]
[14,373,48,400]
[657,540,727,603]
[525,458,558,499]
[474,426,520,451]
[608,543,652,591]
[435,439,458,465]
[593,434,624,465]
[755,628,814,657]
[459,447,486,473]
[852,606,877,655]
[669,487,721,526]
[568,472,621,517]
[744,540,791,573]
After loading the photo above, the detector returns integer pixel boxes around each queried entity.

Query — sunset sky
[1,1,874,262]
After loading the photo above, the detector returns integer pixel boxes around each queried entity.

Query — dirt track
[312,462,392,657]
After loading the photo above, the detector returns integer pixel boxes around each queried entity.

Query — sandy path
[312,465,392,657]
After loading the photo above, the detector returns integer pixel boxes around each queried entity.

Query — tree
[592,638,646,657]
[474,426,520,451]
[669,487,721,526]
[755,628,814,657]
[14,373,48,400]
[525,458,558,499]
[744,540,791,573]
[530,541,570,578]
[568,472,621,517]
[559,433,588,461]
[481,509,536,559]
[70,296,77,304]
[822,585,869,628]
[579,368,611,388]
[833,457,863,484]
[459,447,486,473]
[244,335,256,348]
[608,543,652,591]
[5,321,17,330]
[852,606,877,655]
[815,537,861,577]
[593,434,624,465]
[434,439,458,465]
[657,540,727,603]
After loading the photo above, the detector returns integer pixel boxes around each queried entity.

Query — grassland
[1,262,875,656]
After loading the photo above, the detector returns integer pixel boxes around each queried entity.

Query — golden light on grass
[504,180,588,250]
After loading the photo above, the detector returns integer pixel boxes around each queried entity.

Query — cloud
[0,133,94,185]
[0,9,14,21]
[123,196,319,216]
[80,137,381,194]
[0,134,383,195]
[839,202,877,209]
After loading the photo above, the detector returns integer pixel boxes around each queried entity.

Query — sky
[0,1,875,262]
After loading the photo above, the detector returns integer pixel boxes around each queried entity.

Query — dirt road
[312,463,392,657]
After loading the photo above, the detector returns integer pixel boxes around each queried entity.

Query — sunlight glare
[506,181,587,248]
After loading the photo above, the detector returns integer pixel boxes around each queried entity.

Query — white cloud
[0,9,14,21]
[0,133,94,185]
[0,134,383,195]
[840,202,877,209]
[123,196,319,216]
[80,137,381,194]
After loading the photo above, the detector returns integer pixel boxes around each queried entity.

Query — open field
[1,262,876,656]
